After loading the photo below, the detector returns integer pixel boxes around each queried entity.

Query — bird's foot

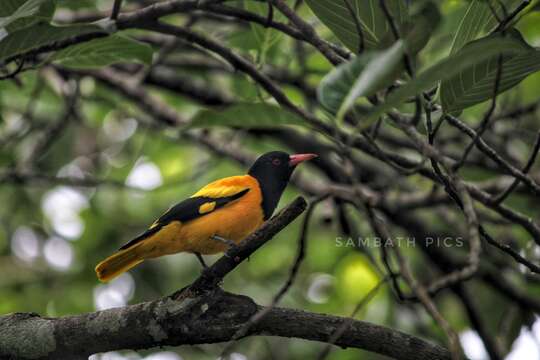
[211,235,238,249]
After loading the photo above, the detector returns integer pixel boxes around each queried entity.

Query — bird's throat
[250,175,288,220]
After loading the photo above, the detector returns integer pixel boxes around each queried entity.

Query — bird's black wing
[118,189,249,250]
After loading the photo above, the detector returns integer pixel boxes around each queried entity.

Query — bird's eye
[272,158,281,166]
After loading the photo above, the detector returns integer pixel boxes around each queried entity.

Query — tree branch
[187,196,307,292]
[0,289,451,360]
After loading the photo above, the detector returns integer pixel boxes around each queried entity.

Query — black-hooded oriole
[95,151,317,282]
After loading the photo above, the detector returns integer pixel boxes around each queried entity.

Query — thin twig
[269,0,350,64]
[422,155,540,275]
[343,0,364,53]
[445,114,540,197]
[111,0,124,20]
[367,205,407,301]
[364,203,463,359]
[379,0,421,128]
[453,53,504,171]
[480,227,540,274]
[265,0,274,27]
[493,0,531,32]
[492,131,540,204]
[453,0,507,171]
[316,277,388,360]
[379,0,414,76]
[394,244,464,360]
[0,60,25,80]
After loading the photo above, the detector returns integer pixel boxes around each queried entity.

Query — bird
[95,151,317,282]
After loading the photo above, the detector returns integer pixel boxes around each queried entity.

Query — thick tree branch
[0,289,451,360]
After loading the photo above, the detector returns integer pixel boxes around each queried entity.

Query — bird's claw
[211,235,238,249]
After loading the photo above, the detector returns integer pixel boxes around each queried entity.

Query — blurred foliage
[1,0,540,360]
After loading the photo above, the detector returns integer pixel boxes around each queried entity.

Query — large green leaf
[187,103,307,129]
[0,22,104,63]
[305,0,408,52]
[51,35,153,68]
[0,0,55,35]
[318,40,405,120]
[366,35,532,122]
[442,30,540,113]
[450,0,523,54]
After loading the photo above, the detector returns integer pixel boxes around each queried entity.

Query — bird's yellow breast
[140,175,264,257]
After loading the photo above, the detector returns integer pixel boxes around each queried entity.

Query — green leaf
[51,35,154,68]
[318,53,374,114]
[318,40,406,120]
[187,103,307,129]
[245,1,283,53]
[450,0,523,54]
[0,0,55,35]
[0,0,27,16]
[366,35,532,122]
[305,0,408,52]
[0,22,104,63]
[441,30,540,113]
[400,1,441,55]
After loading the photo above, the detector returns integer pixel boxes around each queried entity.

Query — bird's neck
[249,174,288,220]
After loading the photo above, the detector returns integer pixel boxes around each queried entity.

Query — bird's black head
[248,151,317,219]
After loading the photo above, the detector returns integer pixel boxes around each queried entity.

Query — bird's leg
[211,234,238,249]
[211,235,246,263]
[194,252,208,269]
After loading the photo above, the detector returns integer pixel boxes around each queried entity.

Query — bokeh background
[1,0,540,359]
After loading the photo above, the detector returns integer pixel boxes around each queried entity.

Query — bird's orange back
[147,175,265,256]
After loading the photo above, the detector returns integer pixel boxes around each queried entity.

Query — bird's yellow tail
[95,244,143,282]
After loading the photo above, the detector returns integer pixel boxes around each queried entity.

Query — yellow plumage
[95,243,143,282]
[95,175,264,282]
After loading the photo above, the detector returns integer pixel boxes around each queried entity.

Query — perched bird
[95,151,317,282]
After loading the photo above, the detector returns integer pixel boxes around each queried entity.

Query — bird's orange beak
[289,153,318,167]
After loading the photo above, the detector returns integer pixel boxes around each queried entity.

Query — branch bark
[0,289,451,360]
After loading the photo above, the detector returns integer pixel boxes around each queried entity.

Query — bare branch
[493,0,531,32]
[110,0,124,20]
[445,114,540,197]
[492,131,540,204]
[343,0,365,53]
[269,0,350,65]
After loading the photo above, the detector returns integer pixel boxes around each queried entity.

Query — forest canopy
[1,1,540,360]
